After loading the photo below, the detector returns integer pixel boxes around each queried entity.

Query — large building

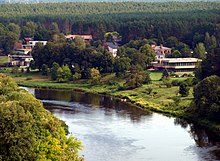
[152,58,201,72]
[151,44,201,71]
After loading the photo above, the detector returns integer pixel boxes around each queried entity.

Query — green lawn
[149,71,162,81]
[0,56,8,65]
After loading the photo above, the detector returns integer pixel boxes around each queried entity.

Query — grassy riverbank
[15,70,193,115]
[2,69,220,135]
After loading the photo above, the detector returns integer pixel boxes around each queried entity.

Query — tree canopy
[0,74,83,161]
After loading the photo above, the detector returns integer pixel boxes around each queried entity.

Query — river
[24,87,220,161]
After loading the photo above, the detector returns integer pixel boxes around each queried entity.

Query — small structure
[103,42,118,57]
[152,44,171,57]
[65,34,93,42]
[8,55,33,68]
[152,58,201,72]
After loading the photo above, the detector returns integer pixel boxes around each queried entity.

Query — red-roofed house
[65,34,93,42]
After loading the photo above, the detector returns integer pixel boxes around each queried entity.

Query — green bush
[171,79,181,86]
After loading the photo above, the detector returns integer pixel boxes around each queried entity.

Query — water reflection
[35,89,152,123]
[26,88,220,161]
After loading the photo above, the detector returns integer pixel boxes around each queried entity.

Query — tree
[90,68,101,84]
[51,62,60,80]
[7,23,21,36]
[22,21,37,38]
[204,32,217,52]
[41,64,48,76]
[179,82,190,97]
[171,50,181,58]
[57,65,72,82]
[74,36,85,50]
[197,48,220,80]
[29,60,36,70]
[161,68,169,79]
[143,71,151,84]
[193,75,220,121]
[124,65,144,89]
[194,43,206,59]
[114,57,131,77]
[0,74,83,161]
[4,32,19,52]
[100,51,114,73]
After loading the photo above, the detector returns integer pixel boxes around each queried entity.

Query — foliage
[162,78,172,88]
[57,65,72,82]
[172,96,181,106]
[161,68,169,79]
[197,48,220,80]
[193,75,220,122]
[41,64,48,76]
[171,79,181,86]
[179,82,190,97]
[124,65,145,89]
[0,74,83,161]
[143,71,151,84]
[194,42,206,59]
[51,62,60,80]
[73,73,82,80]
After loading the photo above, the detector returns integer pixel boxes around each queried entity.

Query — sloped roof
[106,42,118,49]
[65,34,93,40]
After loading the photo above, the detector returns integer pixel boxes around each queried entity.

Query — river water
[24,87,220,161]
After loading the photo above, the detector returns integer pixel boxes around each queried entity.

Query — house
[103,42,118,57]
[8,55,33,68]
[152,58,201,72]
[13,49,32,55]
[22,41,47,49]
[65,34,93,42]
[14,39,47,54]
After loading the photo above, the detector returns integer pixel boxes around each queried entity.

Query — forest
[0,2,219,46]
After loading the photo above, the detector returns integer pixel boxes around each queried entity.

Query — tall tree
[194,43,206,59]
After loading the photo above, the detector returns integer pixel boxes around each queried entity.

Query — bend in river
[24,87,220,161]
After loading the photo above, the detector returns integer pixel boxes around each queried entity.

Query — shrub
[162,78,172,88]
[179,82,190,97]
[171,79,181,86]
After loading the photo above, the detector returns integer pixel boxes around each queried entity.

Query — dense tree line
[0,74,83,160]
[0,2,219,48]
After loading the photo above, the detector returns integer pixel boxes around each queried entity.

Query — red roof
[65,35,93,40]
[24,37,33,41]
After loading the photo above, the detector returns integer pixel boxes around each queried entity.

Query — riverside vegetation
[2,66,220,136]
[0,74,83,160]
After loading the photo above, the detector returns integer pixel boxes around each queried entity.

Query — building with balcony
[152,58,201,72]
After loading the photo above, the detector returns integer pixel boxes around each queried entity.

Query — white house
[106,42,118,57]
[29,41,47,47]
[8,55,33,68]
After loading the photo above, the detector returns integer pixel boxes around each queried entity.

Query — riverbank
[3,70,219,136]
